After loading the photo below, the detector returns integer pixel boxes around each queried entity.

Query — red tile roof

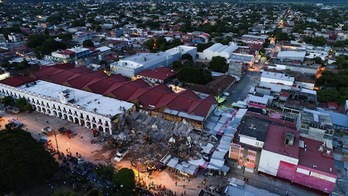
[263,124,299,159]
[46,70,81,84]
[298,137,336,175]
[137,67,176,81]
[58,50,75,55]
[65,75,101,89]
[108,83,140,100]
[4,63,217,122]
[30,66,64,80]
[84,78,115,94]
[0,76,35,87]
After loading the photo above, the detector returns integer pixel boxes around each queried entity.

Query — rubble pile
[112,111,214,165]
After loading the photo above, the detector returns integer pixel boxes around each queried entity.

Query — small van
[114,148,129,162]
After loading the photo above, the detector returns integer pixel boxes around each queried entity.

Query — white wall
[240,134,264,148]
[260,76,294,86]
[258,150,299,176]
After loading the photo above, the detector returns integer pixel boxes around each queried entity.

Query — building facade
[0,81,134,134]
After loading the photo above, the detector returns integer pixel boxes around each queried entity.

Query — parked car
[41,127,53,136]
[114,148,129,162]
[5,106,20,114]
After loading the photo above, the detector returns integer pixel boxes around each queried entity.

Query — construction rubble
[107,110,222,174]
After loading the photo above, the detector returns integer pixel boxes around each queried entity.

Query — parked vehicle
[5,106,20,114]
[114,148,129,162]
[41,127,53,136]
[8,119,23,128]
[58,127,68,134]
[39,135,49,143]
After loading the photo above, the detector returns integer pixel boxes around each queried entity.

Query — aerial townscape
[0,0,348,195]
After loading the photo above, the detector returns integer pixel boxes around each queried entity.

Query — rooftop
[137,67,175,80]
[239,115,270,141]
[277,51,306,58]
[263,124,300,159]
[261,71,295,82]
[301,108,333,127]
[298,137,336,175]
[18,80,134,117]
[117,52,169,68]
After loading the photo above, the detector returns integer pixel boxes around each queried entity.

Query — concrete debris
[109,111,214,165]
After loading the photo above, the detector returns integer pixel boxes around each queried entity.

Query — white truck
[114,148,129,162]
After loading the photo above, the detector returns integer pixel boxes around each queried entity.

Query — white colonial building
[0,80,134,134]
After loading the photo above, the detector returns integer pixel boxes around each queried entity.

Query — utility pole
[53,130,60,158]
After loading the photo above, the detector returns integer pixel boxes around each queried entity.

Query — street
[225,68,261,106]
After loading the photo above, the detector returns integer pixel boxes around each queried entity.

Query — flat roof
[302,108,333,126]
[18,80,134,117]
[277,51,306,58]
[263,124,299,159]
[317,108,348,128]
[68,47,90,53]
[298,137,336,174]
[239,115,270,141]
[118,52,169,68]
[248,95,268,104]
[261,71,295,82]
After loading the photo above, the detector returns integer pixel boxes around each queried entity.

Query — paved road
[225,70,261,106]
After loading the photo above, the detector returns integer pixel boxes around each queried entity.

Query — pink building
[258,124,337,193]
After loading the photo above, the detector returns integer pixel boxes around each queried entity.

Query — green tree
[275,32,289,41]
[1,96,14,106]
[83,39,94,47]
[46,14,63,25]
[177,67,212,85]
[0,129,58,194]
[15,97,32,112]
[317,88,339,103]
[313,57,322,64]
[172,61,182,70]
[335,55,348,69]
[182,53,193,61]
[209,56,228,73]
[95,164,115,181]
[71,19,86,27]
[315,70,335,87]
[196,42,213,52]
[27,34,51,49]
[310,36,327,46]
[143,39,155,51]
[113,168,135,194]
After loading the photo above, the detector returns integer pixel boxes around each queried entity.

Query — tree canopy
[177,66,212,85]
[182,53,193,61]
[0,129,58,194]
[113,168,135,195]
[83,39,94,47]
[143,37,183,52]
[1,96,14,106]
[27,34,67,58]
[310,36,327,46]
[334,55,348,69]
[15,97,33,112]
[196,42,213,52]
[209,56,228,73]
[316,70,348,103]
[1,59,29,71]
